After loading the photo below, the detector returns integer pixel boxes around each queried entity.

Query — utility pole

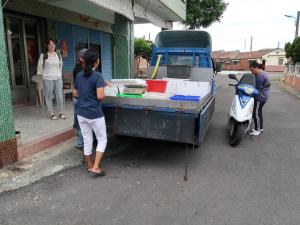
[285,11,300,39]
[250,36,253,52]
[296,11,300,38]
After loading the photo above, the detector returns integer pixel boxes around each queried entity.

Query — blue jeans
[73,98,84,148]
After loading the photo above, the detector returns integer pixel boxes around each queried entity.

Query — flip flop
[50,115,58,120]
[59,114,67,120]
[89,168,106,177]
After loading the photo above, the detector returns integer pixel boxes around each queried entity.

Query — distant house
[134,57,148,77]
[213,49,287,72]
[230,49,273,71]
[212,50,240,71]
[262,49,287,72]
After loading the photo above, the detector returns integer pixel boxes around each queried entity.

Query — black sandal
[90,169,106,177]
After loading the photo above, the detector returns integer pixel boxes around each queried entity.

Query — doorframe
[5,19,16,89]
[4,11,45,104]
[22,20,30,100]
[5,17,27,94]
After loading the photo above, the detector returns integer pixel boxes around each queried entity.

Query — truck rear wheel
[229,123,246,146]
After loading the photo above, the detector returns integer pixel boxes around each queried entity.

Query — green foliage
[186,0,228,29]
[134,38,153,62]
[292,38,300,63]
[285,37,300,63]
[284,42,292,58]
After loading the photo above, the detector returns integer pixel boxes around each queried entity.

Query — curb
[278,82,300,99]
[0,136,134,195]
[17,127,75,160]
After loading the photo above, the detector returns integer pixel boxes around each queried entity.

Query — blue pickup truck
[102,30,216,147]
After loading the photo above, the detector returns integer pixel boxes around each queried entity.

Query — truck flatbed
[102,30,216,147]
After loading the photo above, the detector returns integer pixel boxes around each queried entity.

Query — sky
[134,0,300,51]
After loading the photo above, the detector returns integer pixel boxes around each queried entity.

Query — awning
[38,0,134,24]
[88,0,134,20]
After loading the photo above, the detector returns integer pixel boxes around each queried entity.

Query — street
[1,76,300,225]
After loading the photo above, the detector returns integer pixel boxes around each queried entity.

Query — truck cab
[148,30,216,96]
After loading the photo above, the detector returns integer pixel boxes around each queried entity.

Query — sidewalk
[0,136,133,195]
[279,82,300,99]
[14,101,73,145]
[14,101,76,161]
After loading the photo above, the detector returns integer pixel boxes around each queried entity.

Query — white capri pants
[77,115,107,155]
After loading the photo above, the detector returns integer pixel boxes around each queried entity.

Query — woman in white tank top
[37,39,66,120]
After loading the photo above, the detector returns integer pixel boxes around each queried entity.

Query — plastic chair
[31,75,44,106]
[63,80,74,104]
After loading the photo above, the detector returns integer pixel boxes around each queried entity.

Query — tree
[284,42,292,59]
[285,37,300,64]
[134,38,153,62]
[186,0,228,29]
[291,38,300,63]
[134,38,154,76]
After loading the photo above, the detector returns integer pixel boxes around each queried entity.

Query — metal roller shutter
[73,25,89,43]
[101,32,113,80]
[55,22,74,72]
[89,29,101,45]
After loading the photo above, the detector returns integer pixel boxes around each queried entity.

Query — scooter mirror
[228,74,238,81]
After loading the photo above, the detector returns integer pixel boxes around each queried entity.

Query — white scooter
[228,73,259,146]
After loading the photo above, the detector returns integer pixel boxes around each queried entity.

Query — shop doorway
[4,14,43,105]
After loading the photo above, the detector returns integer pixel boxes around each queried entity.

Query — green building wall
[0,9,18,167]
[113,14,134,79]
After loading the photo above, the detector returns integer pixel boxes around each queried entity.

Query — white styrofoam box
[104,86,118,96]
[163,78,190,95]
[143,92,171,100]
[108,84,125,93]
[165,80,178,95]
[108,79,146,95]
[175,81,211,97]
[162,78,211,97]
[110,79,146,86]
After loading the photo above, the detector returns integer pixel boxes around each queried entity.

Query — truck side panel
[196,97,215,145]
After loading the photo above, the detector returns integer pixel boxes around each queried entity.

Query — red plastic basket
[146,80,168,93]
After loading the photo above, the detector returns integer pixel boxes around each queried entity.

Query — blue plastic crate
[170,95,201,102]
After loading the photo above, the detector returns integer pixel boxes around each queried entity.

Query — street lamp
[285,11,300,39]
[284,15,296,19]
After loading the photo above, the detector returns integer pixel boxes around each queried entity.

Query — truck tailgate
[102,94,214,145]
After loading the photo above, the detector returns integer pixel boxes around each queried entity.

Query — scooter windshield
[238,84,259,96]
[239,73,255,86]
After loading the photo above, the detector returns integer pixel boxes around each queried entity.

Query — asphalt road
[1,76,300,225]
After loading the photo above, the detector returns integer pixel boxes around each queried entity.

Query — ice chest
[164,79,211,97]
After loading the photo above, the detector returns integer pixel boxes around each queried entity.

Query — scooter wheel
[229,123,246,146]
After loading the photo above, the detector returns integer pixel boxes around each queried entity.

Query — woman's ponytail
[260,59,266,71]
[84,63,93,76]
[83,50,99,76]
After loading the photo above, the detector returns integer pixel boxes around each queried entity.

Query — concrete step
[17,127,75,160]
